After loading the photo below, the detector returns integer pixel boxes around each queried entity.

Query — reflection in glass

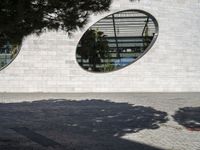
[76,10,158,72]
[0,33,20,69]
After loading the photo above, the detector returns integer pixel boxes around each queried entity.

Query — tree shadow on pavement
[173,107,200,131]
[0,99,168,150]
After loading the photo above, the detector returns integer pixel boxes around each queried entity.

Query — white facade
[0,0,200,93]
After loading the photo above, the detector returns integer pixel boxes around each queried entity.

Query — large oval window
[0,33,21,71]
[76,10,158,72]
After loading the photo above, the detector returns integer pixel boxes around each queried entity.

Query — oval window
[0,33,21,71]
[76,10,158,72]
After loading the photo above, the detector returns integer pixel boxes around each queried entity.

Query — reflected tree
[77,29,110,71]
[0,0,112,69]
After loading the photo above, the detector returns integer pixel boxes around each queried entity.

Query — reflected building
[76,10,158,72]
[0,33,20,70]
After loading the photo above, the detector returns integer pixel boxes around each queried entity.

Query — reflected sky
[76,10,158,72]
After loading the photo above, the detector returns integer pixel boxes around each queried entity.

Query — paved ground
[0,93,200,150]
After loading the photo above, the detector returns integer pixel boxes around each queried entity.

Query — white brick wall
[0,0,200,92]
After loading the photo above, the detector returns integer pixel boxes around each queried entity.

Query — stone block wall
[0,0,200,92]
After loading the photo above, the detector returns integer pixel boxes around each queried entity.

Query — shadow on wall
[173,107,200,131]
[0,99,168,150]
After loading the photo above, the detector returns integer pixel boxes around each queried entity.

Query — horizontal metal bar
[94,23,155,26]
[104,16,148,19]
[98,19,153,23]
[107,40,152,43]
[106,36,153,39]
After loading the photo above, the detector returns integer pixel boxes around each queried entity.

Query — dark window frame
[76,9,159,73]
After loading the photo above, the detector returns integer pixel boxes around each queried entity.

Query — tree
[77,29,110,71]
[0,0,112,45]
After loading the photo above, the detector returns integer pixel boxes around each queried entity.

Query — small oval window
[76,10,158,72]
[0,33,21,70]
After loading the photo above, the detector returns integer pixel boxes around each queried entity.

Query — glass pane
[76,10,158,72]
[0,33,20,70]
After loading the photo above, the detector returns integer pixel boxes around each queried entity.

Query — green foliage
[0,0,111,69]
[77,29,110,71]
[0,61,4,67]
[0,0,112,44]
[103,63,115,72]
